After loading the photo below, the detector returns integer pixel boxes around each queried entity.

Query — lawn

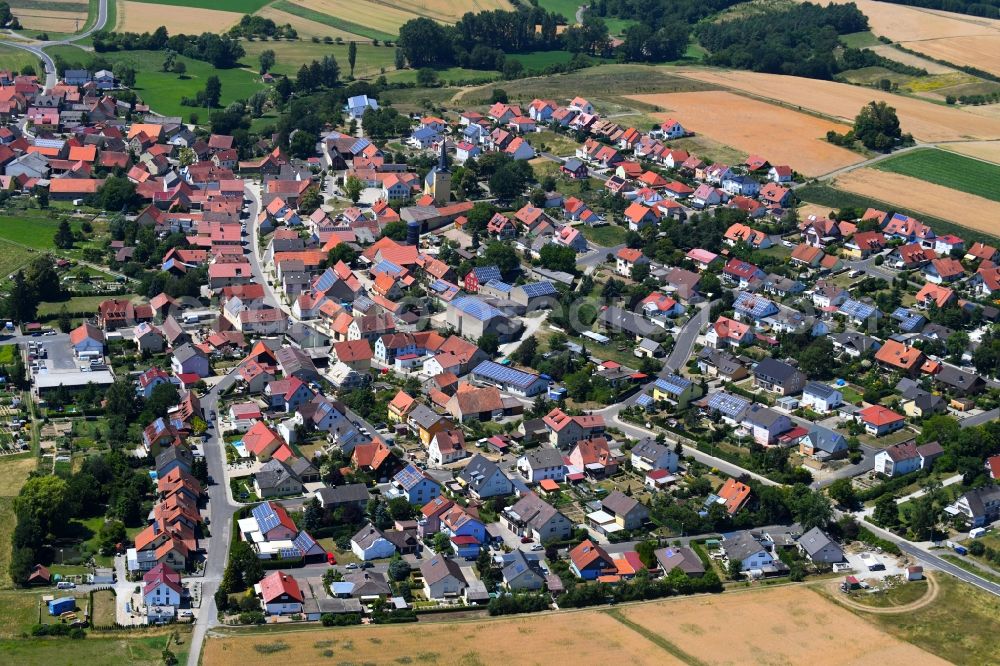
[0,44,40,74]
[270,1,397,42]
[581,224,627,248]
[0,590,41,636]
[77,50,265,119]
[840,31,882,48]
[536,0,581,20]
[386,66,499,85]
[853,575,1000,664]
[524,129,581,157]
[0,454,36,589]
[873,148,1000,203]
[0,213,63,250]
[242,39,396,79]
[0,628,190,664]
[0,345,17,365]
[844,579,928,608]
[41,43,91,67]
[509,49,574,72]
[37,295,127,318]
[128,0,270,10]
[90,589,116,626]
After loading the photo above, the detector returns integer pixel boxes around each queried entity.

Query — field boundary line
[604,607,708,666]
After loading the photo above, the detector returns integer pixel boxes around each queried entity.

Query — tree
[96,520,127,555]
[14,475,68,531]
[298,185,322,214]
[204,75,222,108]
[872,494,899,528]
[853,100,906,152]
[394,47,405,70]
[539,244,577,273]
[387,558,411,582]
[258,48,275,75]
[344,175,363,203]
[289,130,316,159]
[398,17,452,68]
[112,62,136,88]
[3,270,35,322]
[416,67,438,87]
[302,497,323,531]
[908,495,938,541]
[53,219,74,249]
[162,51,176,72]
[432,530,451,553]
[348,41,357,77]
[635,540,658,569]
[488,163,528,200]
[477,333,500,357]
[92,176,140,212]
[381,221,408,241]
[827,478,858,510]
[57,306,71,333]
[173,60,186,76]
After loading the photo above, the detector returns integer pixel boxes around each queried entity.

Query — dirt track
[826,573,940,615]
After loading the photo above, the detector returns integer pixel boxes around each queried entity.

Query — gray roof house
[276,346,320,382]
[171,342,210,377]
[503,492,572,542]
[797,527,845,564]
[654,546,705,577]
[253,458,305,498]
[458,454,513,499]
[799,425,848,459]
[420,555,466,599]
[752,358,806,396]
[501,550,545,591]
[601,490,649,531]
[314,483,371,510]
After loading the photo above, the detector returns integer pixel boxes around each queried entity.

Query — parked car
[520,536,533,544]
[345,563,359,570]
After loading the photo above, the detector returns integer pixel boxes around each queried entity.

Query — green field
[510,49,575,71]
[0,214,62,250]
[42,43,91,66]
[128,0,271,11]
[0,44,40,74]
[243,39,396,79]
[840,31,882,48]
[387,66,499,85]
[0,630,190,664]
[874,148,1000,203]
[581,224,627,247]
[271,0,397,42]
[537,0,582,21]
[108,51,265,119]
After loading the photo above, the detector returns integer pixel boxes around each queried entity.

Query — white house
[351,525,396,561]
[142,564,182,612]
[723,532,774,573]
[630,439,678,473]
[651,118,685,139]
[800,382,843,414]
[874,441,922,477]
[258,571,304,615]
[517,447,566,484]
[420,555,466,599]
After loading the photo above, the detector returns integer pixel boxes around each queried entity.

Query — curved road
[0,0,109,89]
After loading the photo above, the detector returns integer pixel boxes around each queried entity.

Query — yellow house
[388,390,416,424]
[408,404,453,446]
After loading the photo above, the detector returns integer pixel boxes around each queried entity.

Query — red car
[520,536,533,544]
[326,552,336,564]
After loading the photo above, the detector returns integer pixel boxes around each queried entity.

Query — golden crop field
[8,0,87,33]
[671,68,1000,142]
[629,90,862,177]
[835,168,1000,235]
[117,1,243,34]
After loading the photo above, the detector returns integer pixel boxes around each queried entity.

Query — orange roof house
[874,338,925,376]
[716,478,752,515]
[388,390,417,423]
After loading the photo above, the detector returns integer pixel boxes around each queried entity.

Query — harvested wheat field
[11,8,86,32]
[117,1,242,34]
[868,45,953,75]
[253,6,360,41]
[835,168,1000,234]
[944,141,1000,165]
[621,586,947,666]
[203,608,684,666]
[287,0,414,37]
[379,0,513,23]
[672,69,1000,142]
[903,35,1000,78]
[628,90,861,177]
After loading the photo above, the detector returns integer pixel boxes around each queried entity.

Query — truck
[946,540,968,555]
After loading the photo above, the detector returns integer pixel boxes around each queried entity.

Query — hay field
[867,44,954,75]
[286,0,415,37]
[672,68,1000,142]
[835,168,1000,234]
[377,0,513,23]
[204,585,953,666]
[826,0,1000,76]
[8,0,87,33]
[628,90,862,176]
[253,5,359,41]
[117,1,242,34]
[944,140,1000,165]
[621,586,947,666]
[203,607,685,666]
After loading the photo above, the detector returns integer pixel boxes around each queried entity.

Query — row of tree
[93,27,246,69]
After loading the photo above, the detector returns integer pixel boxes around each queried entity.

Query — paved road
[0,0,109,90]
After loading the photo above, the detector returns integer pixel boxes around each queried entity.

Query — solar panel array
[635,393,654,407]
[373,259,403,276]
[520,281,557,298]
[452,296,505,321]
[394,464,425,489]
[472,359,540,389]
[484,279,513,293]
[473,266,502,283]
[349,138,370,154]
[252,502,281,534]
[707,391,752,419]
[655,374,693,395]
[353,295,374,311]
[314,268,339,292]
[734,291,777,319]
[839,299,878,320]
[293,531,316,554]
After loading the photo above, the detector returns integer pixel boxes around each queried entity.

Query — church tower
[424,140,451,205]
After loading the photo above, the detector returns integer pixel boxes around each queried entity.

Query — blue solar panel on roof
[484,279,513,292]
[293,531,316,553]
[374,259,403,276]
[891,307,911,321]
[635,394,654,406]
[315,268,338,292]
[655,374,692,395]
[707,392,751,418]
[520,281,557,297]
[734,291,777,319]
[453,296,504,321]
[472,360,541,389]
[473,266,502,282]
[350,138,370,154]
[252,503,281,534]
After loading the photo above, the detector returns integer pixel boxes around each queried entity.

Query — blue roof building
[471,360,549,397]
